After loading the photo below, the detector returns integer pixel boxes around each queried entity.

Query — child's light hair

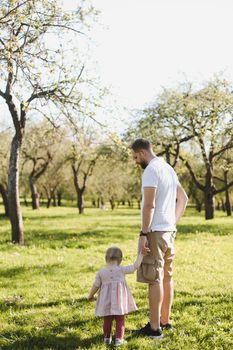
[105,246,123,265]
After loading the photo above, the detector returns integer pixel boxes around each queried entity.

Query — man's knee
[163,257,174,281]
[163,274,173,282]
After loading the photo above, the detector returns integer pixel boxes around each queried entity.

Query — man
[131,138,188,339]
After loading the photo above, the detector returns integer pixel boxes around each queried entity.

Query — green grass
[0,206,232,350]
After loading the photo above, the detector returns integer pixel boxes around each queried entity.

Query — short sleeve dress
[94,264,138,317]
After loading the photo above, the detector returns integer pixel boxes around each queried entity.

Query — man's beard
[140,161,148,169]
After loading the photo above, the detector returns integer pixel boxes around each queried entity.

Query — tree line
[0,2,233,245]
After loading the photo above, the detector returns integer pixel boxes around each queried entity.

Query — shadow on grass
[23,214,78,221]
[0,297,88,313]
[1,332,102,350]
[0,263,64,281]
[0,315,103,350]
[177,224,233,237]
[173,290,233,308]
[136,291,233,314]
[19,229,135,248]
[0,213,9,219]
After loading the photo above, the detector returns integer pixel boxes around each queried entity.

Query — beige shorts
[137,230,176,284]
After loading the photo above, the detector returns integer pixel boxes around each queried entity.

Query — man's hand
[139,236,150,255]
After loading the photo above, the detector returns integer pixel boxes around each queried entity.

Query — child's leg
[103,315,114,338]
[115,315,125,340]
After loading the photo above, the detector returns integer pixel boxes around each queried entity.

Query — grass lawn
[0,206,232,350]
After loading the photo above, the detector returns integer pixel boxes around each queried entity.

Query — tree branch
[27,88,58,104]
[214,180,233,194]
[177,154,205,191]
[0,89,6,99]
[0,0,30,21]
[212,141,233,159]
[41,23,85,36]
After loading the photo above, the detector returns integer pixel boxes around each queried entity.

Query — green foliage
[0,207,232,349]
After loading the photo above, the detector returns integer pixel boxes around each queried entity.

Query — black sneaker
[134,322,163,339]
[160,322,173,331]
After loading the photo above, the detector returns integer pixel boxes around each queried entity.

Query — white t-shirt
[141,156,179,231]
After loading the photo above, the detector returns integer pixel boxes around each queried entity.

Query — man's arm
[139,187,156,251]
[142,187,156,232]
[176,183,188,224]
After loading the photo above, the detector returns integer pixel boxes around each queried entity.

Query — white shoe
[104,337,112,345]
[115,338,127,347]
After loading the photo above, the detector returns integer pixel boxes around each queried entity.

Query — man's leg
[145,231,166,331]
[149,281,163,330]
[160,276,173,324]
[160,243,175,325]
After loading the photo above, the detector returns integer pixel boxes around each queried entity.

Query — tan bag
[141,257,157,282]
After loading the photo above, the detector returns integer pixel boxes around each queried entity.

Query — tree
[143,78,233,219]
[214,150,233,216]
[39,132,69,208]
[66,126,101,214]
[0,0,97,243]
[87,135,141,210]
[21,122,61,209]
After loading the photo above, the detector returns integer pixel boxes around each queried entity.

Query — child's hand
[141,245,150,256]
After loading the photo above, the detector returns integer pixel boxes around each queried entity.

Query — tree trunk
[24,196,28,207]
[204,167,215,220]
[53,194,57,207]
[204,188,214,220]
[57,191,62,206]
[195,201,202,212]
[109,198,115,210]
[0,183,9,217]
[77,190,84,214]
[138,200,141,210]
[30,181,40,210]
[221,199,226,212]
[224,171,231,216]
[8,135,24,244]
[47,197,52,208]
[225,191,231,216]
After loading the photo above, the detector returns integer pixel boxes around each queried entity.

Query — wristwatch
[139,230,148,237]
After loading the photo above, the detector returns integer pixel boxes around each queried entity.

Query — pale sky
[90,0,233,110]
[2,0,233,133]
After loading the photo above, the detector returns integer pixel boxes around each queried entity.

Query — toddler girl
[88,246,145,347]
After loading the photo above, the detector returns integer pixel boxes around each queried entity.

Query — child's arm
[87,271,101,301]
[121,252,144,274]
[87,284,99,301]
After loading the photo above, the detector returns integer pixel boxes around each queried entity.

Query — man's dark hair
[131,138,151,152]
